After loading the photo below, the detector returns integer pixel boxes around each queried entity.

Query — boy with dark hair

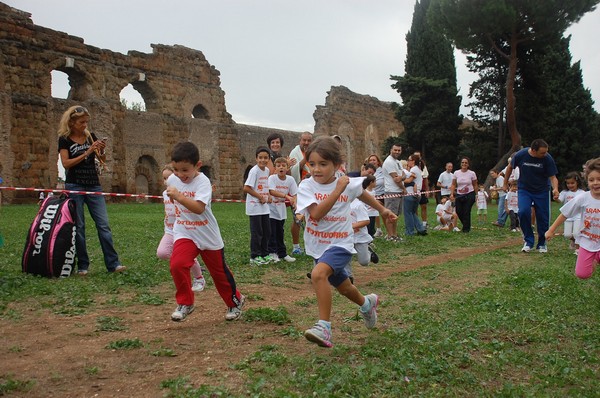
[166,141,244,321]
[243,146,273,265]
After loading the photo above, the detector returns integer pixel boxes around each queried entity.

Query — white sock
[317,320,331,330]
[293,244,300,249]
[360,297,372,312]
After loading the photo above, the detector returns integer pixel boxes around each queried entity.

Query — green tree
[391,0,462,175]
[516,33,600,177]
[431,0,599,153]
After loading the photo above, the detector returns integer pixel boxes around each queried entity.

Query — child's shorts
[477,208,487,215]
[314,246,353,287]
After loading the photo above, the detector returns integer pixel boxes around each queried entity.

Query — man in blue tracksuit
[503,139,560,253]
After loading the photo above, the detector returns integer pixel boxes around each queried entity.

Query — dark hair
[362,174,376,189]
[584,157,600,180]
[459,156,471,167]
[305,136,342,166]
[256,146,270,157]
[171,141,199,164]
[564,171,584,190]
[408,153,421,165]
[363,163,376,173]
[266,133,284,148]
[530,139,549,151]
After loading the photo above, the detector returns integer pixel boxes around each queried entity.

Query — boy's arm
[545,214,566,241]
[358,189,397,223]
[166,186,206,215]
[352,220,370,232]
[244,185,267,204]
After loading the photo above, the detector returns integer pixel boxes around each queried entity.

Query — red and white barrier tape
[0,186,441,203]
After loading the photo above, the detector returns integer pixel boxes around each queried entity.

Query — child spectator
[267,157,298,263]
[490,169,507,227]
[296,136,397,348]
[476,185,489,224]
[350,175,380,268]
[506,182,520,232]
[434,196,458,231]
[546,157,600,279]
[157,164,205,293]
[243,146,273,265]
[166,141,244,322]
[558,171,586,253]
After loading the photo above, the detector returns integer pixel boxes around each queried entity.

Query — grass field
[1,201,599,397]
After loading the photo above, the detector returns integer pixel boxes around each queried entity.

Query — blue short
[314,246,353,287]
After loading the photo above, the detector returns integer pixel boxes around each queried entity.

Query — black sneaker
[370,250,379,264]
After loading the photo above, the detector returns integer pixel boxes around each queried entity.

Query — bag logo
[32,204,59,256]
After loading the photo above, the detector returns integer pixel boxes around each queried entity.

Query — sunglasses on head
[70,107,89,117]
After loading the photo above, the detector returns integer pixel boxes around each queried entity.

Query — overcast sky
[5,0,600,132]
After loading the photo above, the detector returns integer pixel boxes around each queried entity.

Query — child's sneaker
[304,322,333,347]
[360,294,379,329]
[269,253,281,263]
[250,257,266,265]
[282,255,296,262]
[453,227,461,232]
[368,244,379,264]
[225,295,245,321]
[537,245,548,253]
[521,244,532,253]
[262,255,275,264]
[171,304,195,321]
[192,276,205,292]
[373,229,383,238]
[292,247,304,255]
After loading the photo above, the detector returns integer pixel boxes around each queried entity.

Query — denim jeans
[66,183,121,272]
[403,194,425,236]
[496,193,507,225]
[518,189,551,249]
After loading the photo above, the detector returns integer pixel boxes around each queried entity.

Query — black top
[58,133,100,186]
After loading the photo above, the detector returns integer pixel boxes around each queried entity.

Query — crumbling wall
[0,3,404,203]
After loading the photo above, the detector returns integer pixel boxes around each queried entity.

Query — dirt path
[0,238,522,397]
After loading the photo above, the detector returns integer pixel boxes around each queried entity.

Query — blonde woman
[58,105,125,275]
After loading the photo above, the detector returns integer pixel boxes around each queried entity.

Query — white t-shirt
[382,155,403,193]
[477,190,488,209]
[453,169,477,195]
[163,190,175,235]
[296,176,364,258]
[494,175,506,195]
[437,171,453,196]
[436,201,453,222]
[406,165,422,194]
[559,189,586,221]
[374,167,385,196]
[502,166,520,182]
[506,191,518,212]
[244,165,270,216]
[560,192,600,252]
[364,189,380,217]
[350,199,373,244]
[268,174,298,220]
[167,173,224,250]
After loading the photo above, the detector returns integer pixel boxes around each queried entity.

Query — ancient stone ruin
[0,2,403,203]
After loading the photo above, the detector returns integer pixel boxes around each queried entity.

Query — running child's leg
[170,239,199,306]
[157,233,174,260]
[310,262,334,321]
[199,249,243,308]
[574,247,599,279]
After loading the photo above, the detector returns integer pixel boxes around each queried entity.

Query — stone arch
[192,104,210,120]
[134,155,160,196]
[129,78,159,113]
[119,83,146,111]
[48,58,94,101]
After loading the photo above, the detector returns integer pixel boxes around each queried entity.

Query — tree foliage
[431,0,599,154]
[391,0,462,176]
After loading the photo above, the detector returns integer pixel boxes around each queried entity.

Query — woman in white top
[403,154,427,236]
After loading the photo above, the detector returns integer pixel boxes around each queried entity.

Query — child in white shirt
[243,147,273,265]
[547,158,600,279]
[476,186,489,224]
[505,182,520,231]
[296,136,396,348]
[157,164,205,292]
[166,142,244,322]
[267,157,298,263]
[558,171,586,253]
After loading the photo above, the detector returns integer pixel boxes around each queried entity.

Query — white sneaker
[192,276,205,292]
[171,304,195,321]
[538,245,548,253]
[269,253,281,263]
[360,294,379,329]
[225,295,245,321]
[373,229,383,238]
[453,227,460,232]
[521,244,532,253]
[282,255,296,262]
